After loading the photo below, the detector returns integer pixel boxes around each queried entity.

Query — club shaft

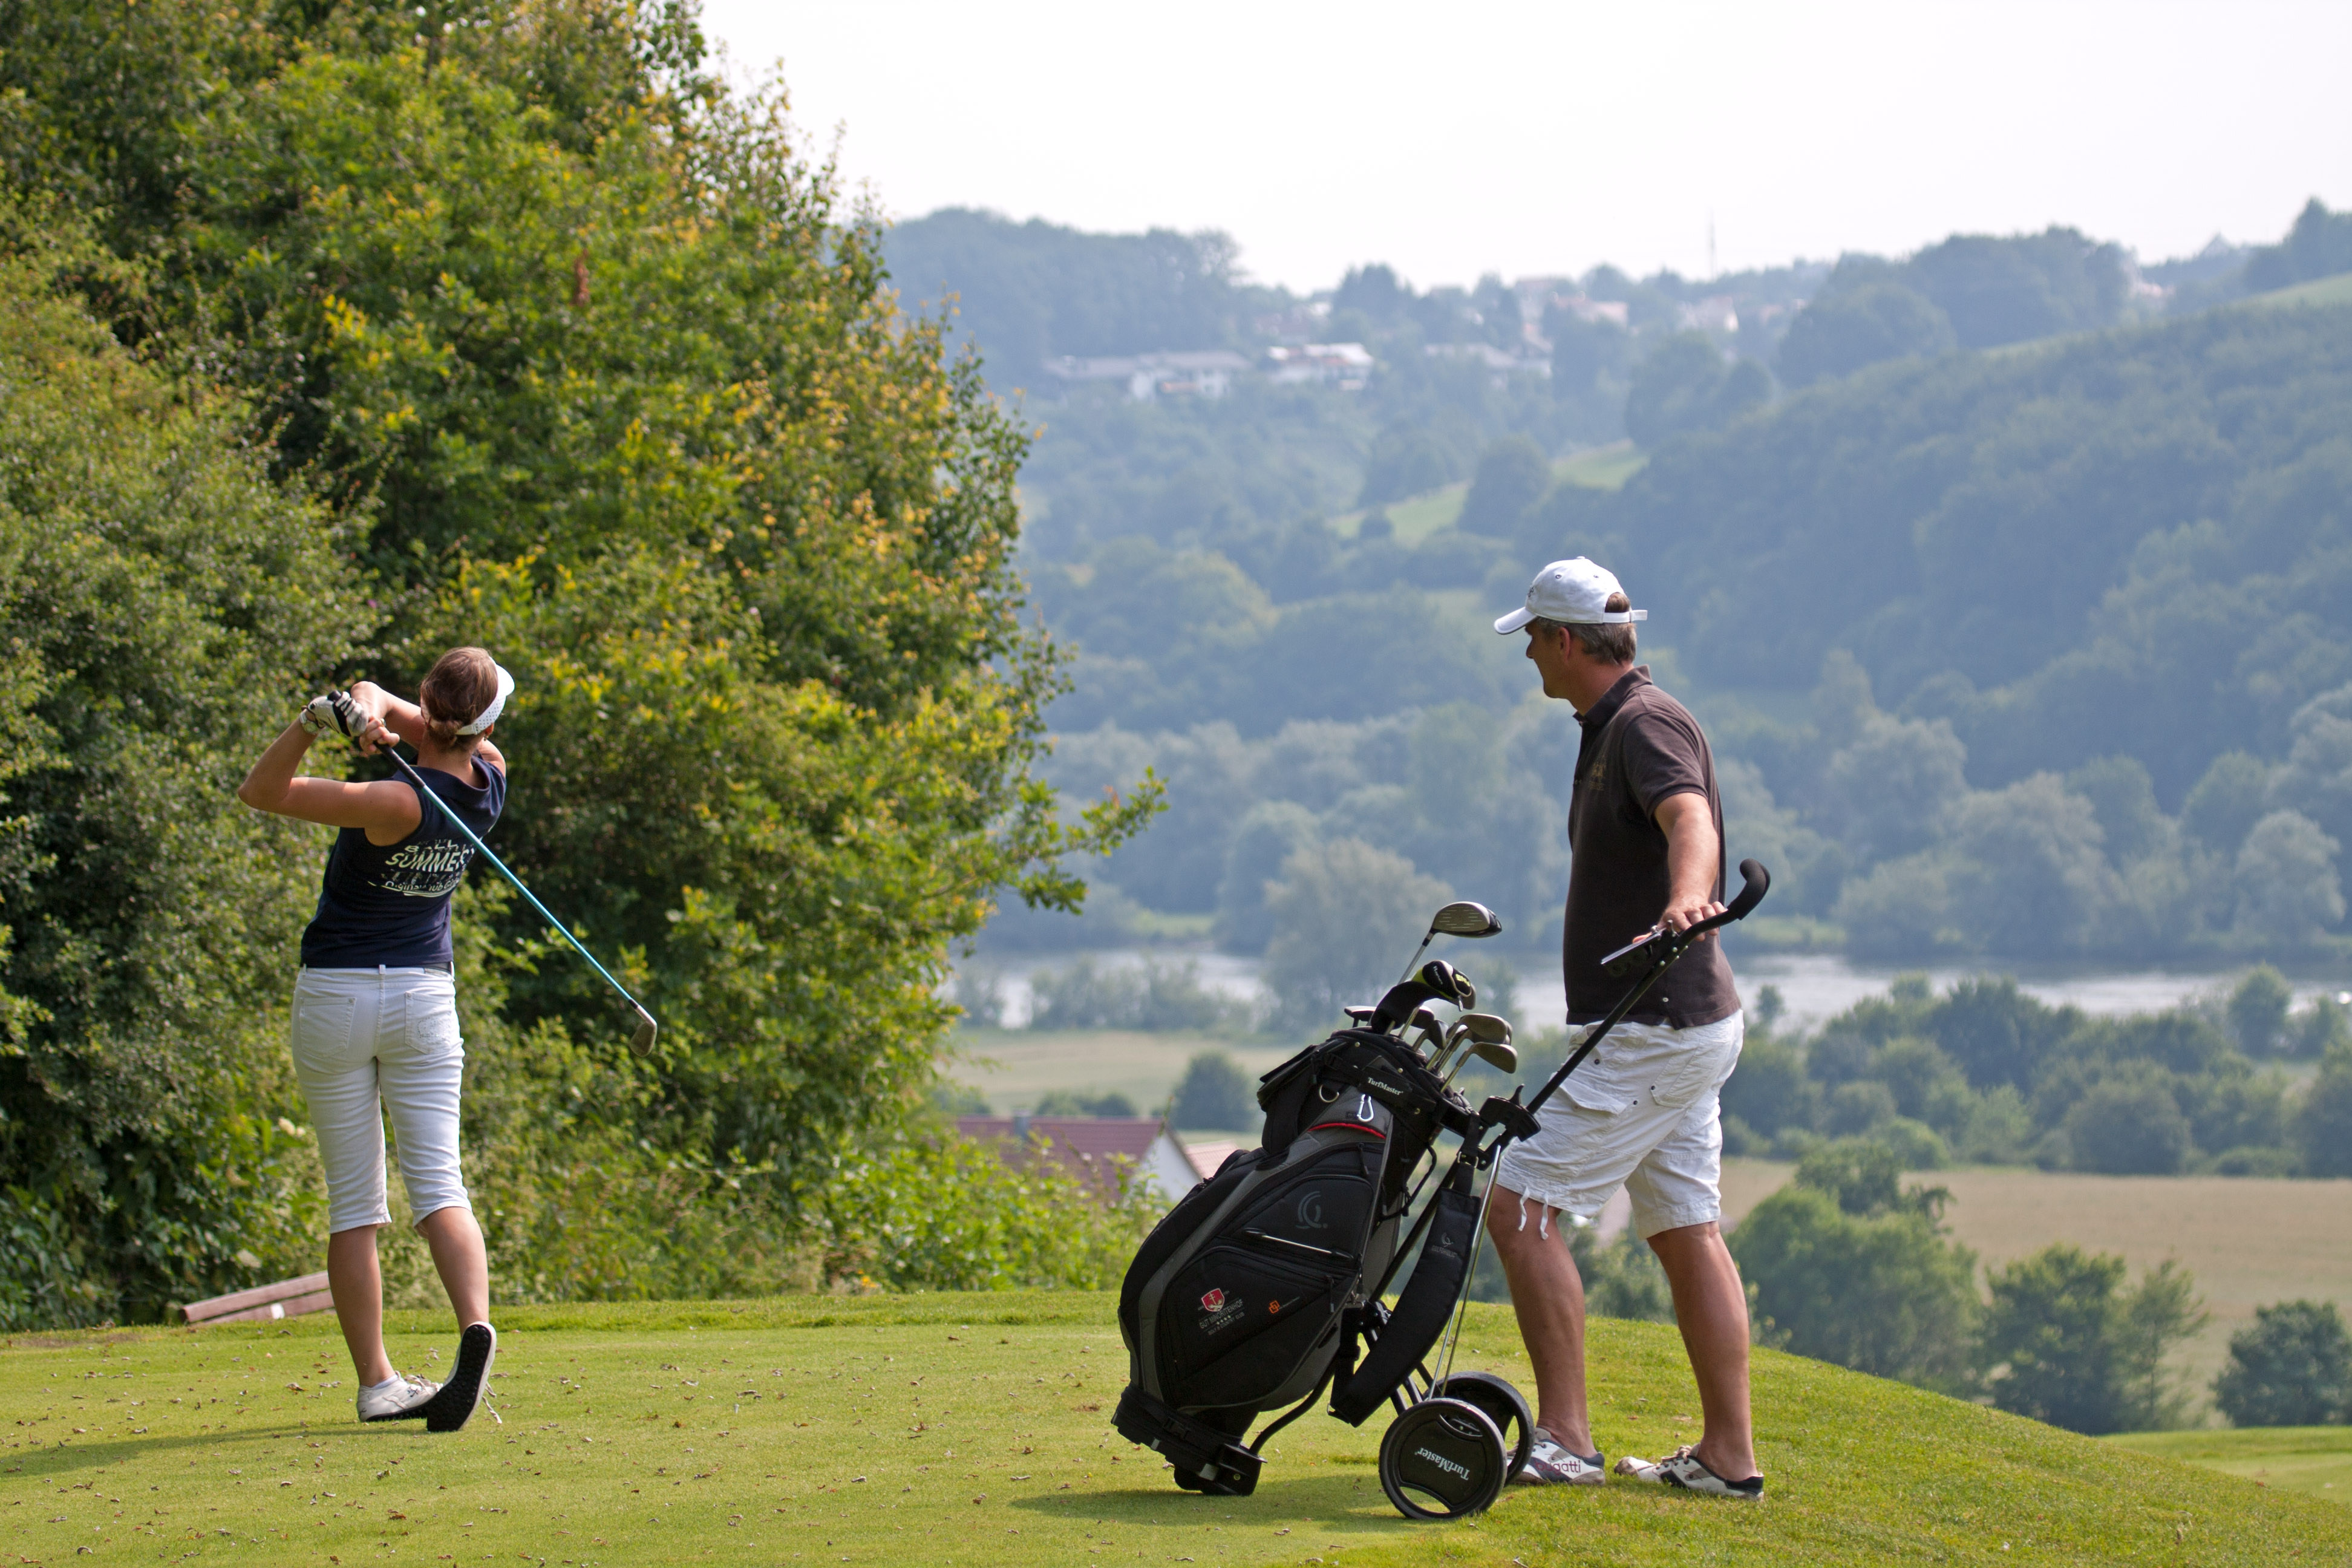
[382,748,650,1016]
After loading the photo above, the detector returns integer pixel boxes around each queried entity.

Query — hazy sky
[699,1,2352,295]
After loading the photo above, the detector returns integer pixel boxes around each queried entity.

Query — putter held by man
[1485,558,1766,1500]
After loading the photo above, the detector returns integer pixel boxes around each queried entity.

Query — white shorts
[290,967,471,1235]
[1493,1012,1744,1241]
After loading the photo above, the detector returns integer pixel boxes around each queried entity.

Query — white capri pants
[1494,1011,1745,1241]
[290,967,472,1235]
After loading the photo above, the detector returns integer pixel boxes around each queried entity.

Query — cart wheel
[1377,1396,1508,1520]
[1430,1371,1534,1480]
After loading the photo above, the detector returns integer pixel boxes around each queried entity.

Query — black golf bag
[1113,1024,1497,1500]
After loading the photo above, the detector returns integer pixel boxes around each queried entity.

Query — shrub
[2212,1301,2352,1428]
[816,1131,1160,1292]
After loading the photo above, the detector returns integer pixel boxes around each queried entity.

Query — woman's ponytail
[419,647,500,746]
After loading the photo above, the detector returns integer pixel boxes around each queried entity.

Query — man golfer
[1485,559,1763,1500]
[235,647,509,1432]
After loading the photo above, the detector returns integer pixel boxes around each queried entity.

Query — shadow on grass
[1011,1472,1414,1537]
[5,1416,437,1481]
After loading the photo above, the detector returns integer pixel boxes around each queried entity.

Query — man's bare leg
[1645,1221,1757,1480]
[1483,1184,1595,1454]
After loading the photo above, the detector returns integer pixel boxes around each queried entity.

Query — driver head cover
[458,664,516,735]
[1493,558,1648,635]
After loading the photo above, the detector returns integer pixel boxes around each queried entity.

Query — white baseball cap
[1493,558,1648,634]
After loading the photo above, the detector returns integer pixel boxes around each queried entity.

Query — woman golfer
[237,647,509,1431]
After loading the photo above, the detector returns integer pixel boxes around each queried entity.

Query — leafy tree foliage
[1457,437,1552,537]
[1776,280,1955,387]
[1169,1050,1254,1131]
[2212,1300,2352,1428]
[1261,839,1448,1033]
[2242,199,2352,294]
[1623,333,1769,447]
[1729,1139,1981,1391]
[0,231,377,1325]
[0,2,1157,1310]
[887,209,1256,376]
[1982,1244,2204,1434]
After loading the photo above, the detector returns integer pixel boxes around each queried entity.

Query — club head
[630,1005,659,1057]
[1429,901,1503,939]
[1471,1039,1518,1074]
[1455,1011,1514,1047]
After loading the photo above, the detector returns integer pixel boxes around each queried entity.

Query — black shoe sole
[358,1405,431,1424]
[419,1323,497,1434]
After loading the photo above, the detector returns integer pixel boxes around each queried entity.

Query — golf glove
[298,691,365,740]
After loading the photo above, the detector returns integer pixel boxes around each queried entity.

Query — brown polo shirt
[1562,667,1739,1028]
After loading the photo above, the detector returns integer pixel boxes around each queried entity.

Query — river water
[957,947,2350,1034]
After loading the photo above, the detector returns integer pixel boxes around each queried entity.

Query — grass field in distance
[4,1294,2347,1567]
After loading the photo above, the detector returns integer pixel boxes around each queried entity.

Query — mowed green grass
[2110,1426,2352,1505]
[5,1295,2347,1567]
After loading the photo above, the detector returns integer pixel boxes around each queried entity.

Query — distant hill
[909,201,2352,965]
[1601,295,2352,799]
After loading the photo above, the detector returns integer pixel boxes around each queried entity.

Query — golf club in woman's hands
[317,687,659,1059]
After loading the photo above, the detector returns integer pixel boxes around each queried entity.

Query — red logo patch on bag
[1200,1288,1226,1312]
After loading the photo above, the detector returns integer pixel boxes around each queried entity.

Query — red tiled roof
[955,1117,1171,1197]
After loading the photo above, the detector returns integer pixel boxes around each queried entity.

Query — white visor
[457,664,515,734]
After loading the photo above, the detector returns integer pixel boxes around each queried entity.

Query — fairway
[2110,1427,2352,1504]
[1718,1161,2352,1396]
[5,1295,2348,1567]
[948,1028,1293,1122]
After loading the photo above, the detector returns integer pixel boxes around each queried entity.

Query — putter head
[630,1005,659,1057]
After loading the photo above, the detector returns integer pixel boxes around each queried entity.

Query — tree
[1942,774,2121,955]
[1775,281,1955,388]
[2226,966,2294,1056]
[1822,714,1969,861]
[2061,1071,2194,1175]
[1261,838,1449,1034]
[1728,1138,1980,1391]
[0,1,1158,1305]
[2295,1042,2352,1177]
[1981,1244,2204,1433]
[1170,1051,1253,1131]
[2212,1301,2352,1427]
[1719,1035,1819,1143]
[1457,437,1551,537]
[2183,753,2274,857]
[1624,335,1768,447]
[2234,811,2344,942]
[0,235,371,1327]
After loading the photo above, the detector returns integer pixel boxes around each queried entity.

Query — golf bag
[1112,1024,1487,1497]
[1112,860,1774,1520]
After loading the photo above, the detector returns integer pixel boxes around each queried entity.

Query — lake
[956,947,2348,1034]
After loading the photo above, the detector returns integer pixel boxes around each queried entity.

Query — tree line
[0,0,1154,1327]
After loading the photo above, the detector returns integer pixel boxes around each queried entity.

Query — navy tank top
[299,760,506,969]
